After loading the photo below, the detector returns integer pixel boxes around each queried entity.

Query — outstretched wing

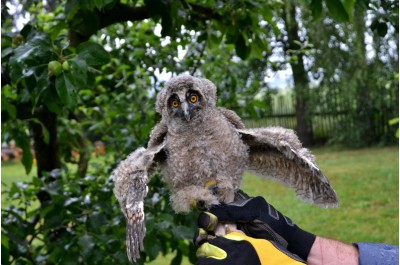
[218,107,246,129]
[112,123,167,262]
[238,127,338,208]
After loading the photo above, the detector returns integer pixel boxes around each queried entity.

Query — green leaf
[8,31,53,89]
[94,0,114,9]
[30,68,50,109]
[378,22,388,38]
[342,0,355,19]
[20,24,34,39]
[388,117,399,125]
[1,47,13,60]
[1,233,10,265]
[30,118,50,145]
[69,57,88,89]
[235,34,251,60]
[1,84,17,100]
[14,129,34,174]
[43,206,65,229]
[65,0,80,20]
[76,42,110,67]
[161,13,173,37]
[371,20,388,37]
[1,97,16,119]
[41,85,63,114]
[310,0,323,20]
[144,233,161,260]
[171,249,182,265]
[78,235,95,259]
[325,0,350,22]
[10,32,52,65]
[225,29,239,44]
[13,257,33,265]
[252,34,269,59]
[55,72,77,108]
[171,225,193,239]
[197,32,207,42]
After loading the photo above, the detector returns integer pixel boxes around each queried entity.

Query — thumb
[196,241,228,260]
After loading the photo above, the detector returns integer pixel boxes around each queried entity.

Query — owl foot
[214,177,235,203]
[170,185,219,213]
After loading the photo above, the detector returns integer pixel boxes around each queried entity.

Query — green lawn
[242,146,399,245]
[2,147,398,264]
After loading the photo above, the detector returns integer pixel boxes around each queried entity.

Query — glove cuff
[288,226,316,261]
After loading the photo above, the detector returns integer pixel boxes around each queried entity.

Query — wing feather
[218,107,246,129]
[238,127,338,208]
[112,123,167,262]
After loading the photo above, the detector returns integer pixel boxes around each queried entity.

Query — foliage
[389,117,399,138]
[2,164,197,265]
[303,2,399,146]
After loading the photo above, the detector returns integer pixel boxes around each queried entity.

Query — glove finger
[193,228,216,248]
[197,235,264,265]
[198,212,219,232]
[196,236,244,258]
[209,196,267,222]
[196,241,227,260]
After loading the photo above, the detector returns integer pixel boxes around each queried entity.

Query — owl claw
[197,200,207,211]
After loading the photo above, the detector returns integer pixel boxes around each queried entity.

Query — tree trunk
[283,3,314,146]
[29,106,61,203]
[353,6,372,144]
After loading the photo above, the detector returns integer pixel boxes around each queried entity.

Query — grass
[242,146,399,245]
[2,146,398,264]
[1,160,36,188]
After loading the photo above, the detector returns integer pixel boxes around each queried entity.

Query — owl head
[156,75,217,121]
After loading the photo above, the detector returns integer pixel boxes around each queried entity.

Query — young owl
[113,75,338,262]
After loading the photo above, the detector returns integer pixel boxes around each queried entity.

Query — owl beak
[182,103,191,121]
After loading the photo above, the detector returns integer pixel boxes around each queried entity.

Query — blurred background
[1,0,398,264]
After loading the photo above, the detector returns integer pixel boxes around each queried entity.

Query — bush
[2,165,197,265]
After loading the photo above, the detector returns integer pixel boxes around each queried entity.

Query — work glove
[194,229,305,264]
[197,191,316,262]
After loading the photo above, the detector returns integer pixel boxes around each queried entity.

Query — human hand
[197,191,316,261]
[194,228,305,264]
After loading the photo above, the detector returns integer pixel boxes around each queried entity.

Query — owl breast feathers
[112,74,338,262]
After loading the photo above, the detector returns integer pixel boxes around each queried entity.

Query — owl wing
[237,127,338,208]
[112,123,167,262]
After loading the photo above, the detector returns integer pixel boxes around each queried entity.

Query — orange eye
[171,100,179,108]
[190,95,198,103]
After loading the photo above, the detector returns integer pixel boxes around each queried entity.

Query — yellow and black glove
[194,229,305,265]
[197,191,316,262]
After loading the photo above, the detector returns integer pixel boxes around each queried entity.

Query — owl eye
[171,100,179,108]
[189,95,198,103]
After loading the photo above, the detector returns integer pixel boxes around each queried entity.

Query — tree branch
[188,3,221,20]
[69,2,219,46]
[98,3,150,29]
[69,3,150,46]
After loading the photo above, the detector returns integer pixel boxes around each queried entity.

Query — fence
[242,88,398,145]
[243,112,348,143]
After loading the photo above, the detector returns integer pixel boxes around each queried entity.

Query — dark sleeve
[354,242,399,265]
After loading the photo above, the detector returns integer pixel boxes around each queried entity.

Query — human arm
[354,242,399,265]
[308,237,358,265]
[308,239,400,265]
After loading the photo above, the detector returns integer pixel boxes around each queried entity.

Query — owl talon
[197,200,208,211]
